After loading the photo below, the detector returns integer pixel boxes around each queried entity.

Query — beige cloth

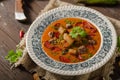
[14,0,120,80]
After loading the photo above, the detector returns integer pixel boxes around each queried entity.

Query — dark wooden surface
[0,0,120,80]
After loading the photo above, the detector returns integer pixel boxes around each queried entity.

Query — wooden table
[0,0,120,80]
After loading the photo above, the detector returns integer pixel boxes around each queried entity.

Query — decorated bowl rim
[26,5,117,76]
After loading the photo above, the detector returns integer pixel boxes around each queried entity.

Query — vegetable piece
[59,56,70,63]
[56,39,61,44]
[53,47,61,52]
[55,23,61,27]
[49,38,57,44]
[51,52,58,56]
[117,36,120,52]
[91,28,97,33]
[78,55,83,60]
[83,21,94,29]
[75,22,82,26]
[77,0,118,5]
[59,34,63,40]
[58,26,66,34]
[68,49,76,54]
[88,40,96,45]
[48,31,54,38]
[53,23,61,30]
[64,19,72,24]
[54,32,60,38]
[88,53,93,57]
[89,32,96,36]
[62,49,68,55]
[77,45,87,54]
[72,59,78,63]
[44,41,53,49]
[79,30,87,37]
[70,27,87,38]
[5,49,22,63]
[19,30,24,39]
[60,40,66,44]
[66,23,73,29]
[63,42,71,48]
[63,33,74,45]
[87,45,94,50]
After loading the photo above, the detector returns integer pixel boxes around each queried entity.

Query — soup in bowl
[26,6,117,75]
[41,18,101,63]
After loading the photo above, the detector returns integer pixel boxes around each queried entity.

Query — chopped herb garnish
[82,56,86,60]
[70,27,87,38]
[65,19,71,24]
[62,49,68,55]
[117,36,120,52]
[79,30,87,37]
[72,59,77,63]
[51,52,58,56]
[64,19,74,24]
[88,53,93,57]
[59,34,63,40]
[51,26,58,30]
[56,39,61,44]
[5,49,22,63]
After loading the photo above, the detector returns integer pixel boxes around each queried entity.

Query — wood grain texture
[0,0,120,80]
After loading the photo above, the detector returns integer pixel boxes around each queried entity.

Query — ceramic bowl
[26,6,117,75]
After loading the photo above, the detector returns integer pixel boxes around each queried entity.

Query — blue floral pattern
[26,6,117,75]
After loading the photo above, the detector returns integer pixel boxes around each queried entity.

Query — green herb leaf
[16,49,22,57]
[88,53,93,58]
[51,26,58,30]
[5,50,15,60]
[5,49,23,63]
[10,55,18,63]
[65,19,71,24]
[51,52,58,56]
[79,30,87,37]
[64,19,75,24]
[59,34,63,40]
[62,49,68,55]
[70,27,87,38]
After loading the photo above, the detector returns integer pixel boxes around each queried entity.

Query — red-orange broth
[41,18,101,63]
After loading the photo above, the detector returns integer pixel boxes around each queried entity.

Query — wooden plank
[0,0,38,80]
[0,0,23,43]
[0,0,119,80]
[23,0,39,22]
[0,29,33,80]
[34,0,49,10]
[64,0,120,20]
[0,0,45,80]
[89,6,120,20]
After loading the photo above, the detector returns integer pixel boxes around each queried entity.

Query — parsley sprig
[5,49,22,63]
[70,27,87,38]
